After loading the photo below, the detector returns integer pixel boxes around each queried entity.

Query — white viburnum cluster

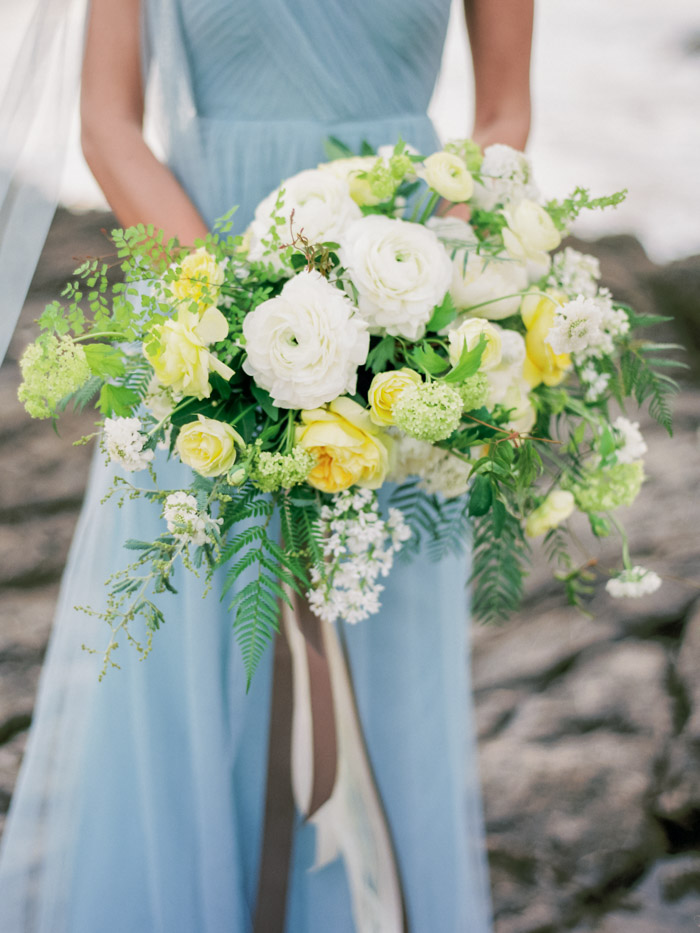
[546,289,629,361]
[102,417,155,472]
[549,247,601,298]
[389,436,472,499]
[162,492,221,548]
[307,488,411,624]
[471,144,539,211]
[612,416,648,464]
[606,566,662,599]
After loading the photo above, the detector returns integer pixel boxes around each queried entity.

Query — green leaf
[468,475,492,517]
[407,344,449,376]
[598,425,616,459]
[426,292,457,333]
[83,343,126,378]
[97,384,140,417]
[443,335,487,384]
[251,384,280,421]
[492,499,507,537]
[366,335,398,374]
[323,136,355,161]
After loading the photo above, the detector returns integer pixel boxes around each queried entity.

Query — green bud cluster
[249,445,316,493]
[18,335,91,419]
[445,138,484,174]
[570,461,644,513]
[457,373,490,412]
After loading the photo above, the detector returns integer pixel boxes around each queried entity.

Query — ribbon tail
[311,620,408,933]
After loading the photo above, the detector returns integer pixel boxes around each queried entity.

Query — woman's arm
[81,0,209,244]
[463,0,534,150]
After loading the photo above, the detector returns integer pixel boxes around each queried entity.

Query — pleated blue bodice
[145,0,452,227]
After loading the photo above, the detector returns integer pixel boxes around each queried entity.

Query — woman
[0,1,533,930]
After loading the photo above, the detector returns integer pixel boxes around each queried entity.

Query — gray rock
[0,511,82,588]
[0,584,60,657]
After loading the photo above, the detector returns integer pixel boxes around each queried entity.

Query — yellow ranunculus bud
[176,415,243,477]
[520,290,572,388]
[448,318,503,371]
[423,151,474,202]
[525,489,575,538]
[170,247,225,309]
[367,368,422,426]
[502,200,561,267]
[145,306,234,400]
[295,397,392,493]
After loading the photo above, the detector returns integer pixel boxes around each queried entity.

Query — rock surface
[1,210,700,929]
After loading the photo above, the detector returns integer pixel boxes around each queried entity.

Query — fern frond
[471,506,529,624]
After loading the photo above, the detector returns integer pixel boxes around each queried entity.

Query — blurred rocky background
[1,209,699,931]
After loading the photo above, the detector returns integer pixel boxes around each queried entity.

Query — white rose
[447,318,503,371]
[422,151,474,202]
[242,270,369,410]
[502,199,561,268]
[340,215,452,340]
[247,168,362,269]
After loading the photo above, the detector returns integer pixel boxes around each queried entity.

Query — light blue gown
[0,2,493,930]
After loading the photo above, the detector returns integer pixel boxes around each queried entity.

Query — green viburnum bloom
[249,445,316,493]
[388,152,413,180]
[570,461,645,513]
[457,372,490,412]
[445,138,483,174]
[18,335,91,419]
[393,381,463,443]
[367,163,396,200]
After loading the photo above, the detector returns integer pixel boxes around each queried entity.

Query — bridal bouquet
[17,139,680,682]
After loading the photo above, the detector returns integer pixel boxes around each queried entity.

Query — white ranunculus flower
[484,330,530,408]
[242,270,369,410]
[502,199,561,268]
[247,169,362,269]
[340,215,452,340]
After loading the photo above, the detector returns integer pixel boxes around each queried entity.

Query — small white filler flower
[606,566,662,599]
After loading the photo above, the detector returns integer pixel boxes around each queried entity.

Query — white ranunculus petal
[340,215,452,340]
[242,270,369,410]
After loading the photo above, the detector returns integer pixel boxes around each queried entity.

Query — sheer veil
[0,0,90,364]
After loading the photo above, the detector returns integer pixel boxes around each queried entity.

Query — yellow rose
[448,318,503,371]
[176,415,243,477]
[423,151,474,202]
[520,290,572,387]
[296,397,392,493]
[145,306,234,399]
[367,368,422,426]
[170,247,225,309]
[525,490,575,538]
[502,200,561,267]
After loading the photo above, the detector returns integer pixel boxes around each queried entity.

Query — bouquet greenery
[17,138,680,683]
